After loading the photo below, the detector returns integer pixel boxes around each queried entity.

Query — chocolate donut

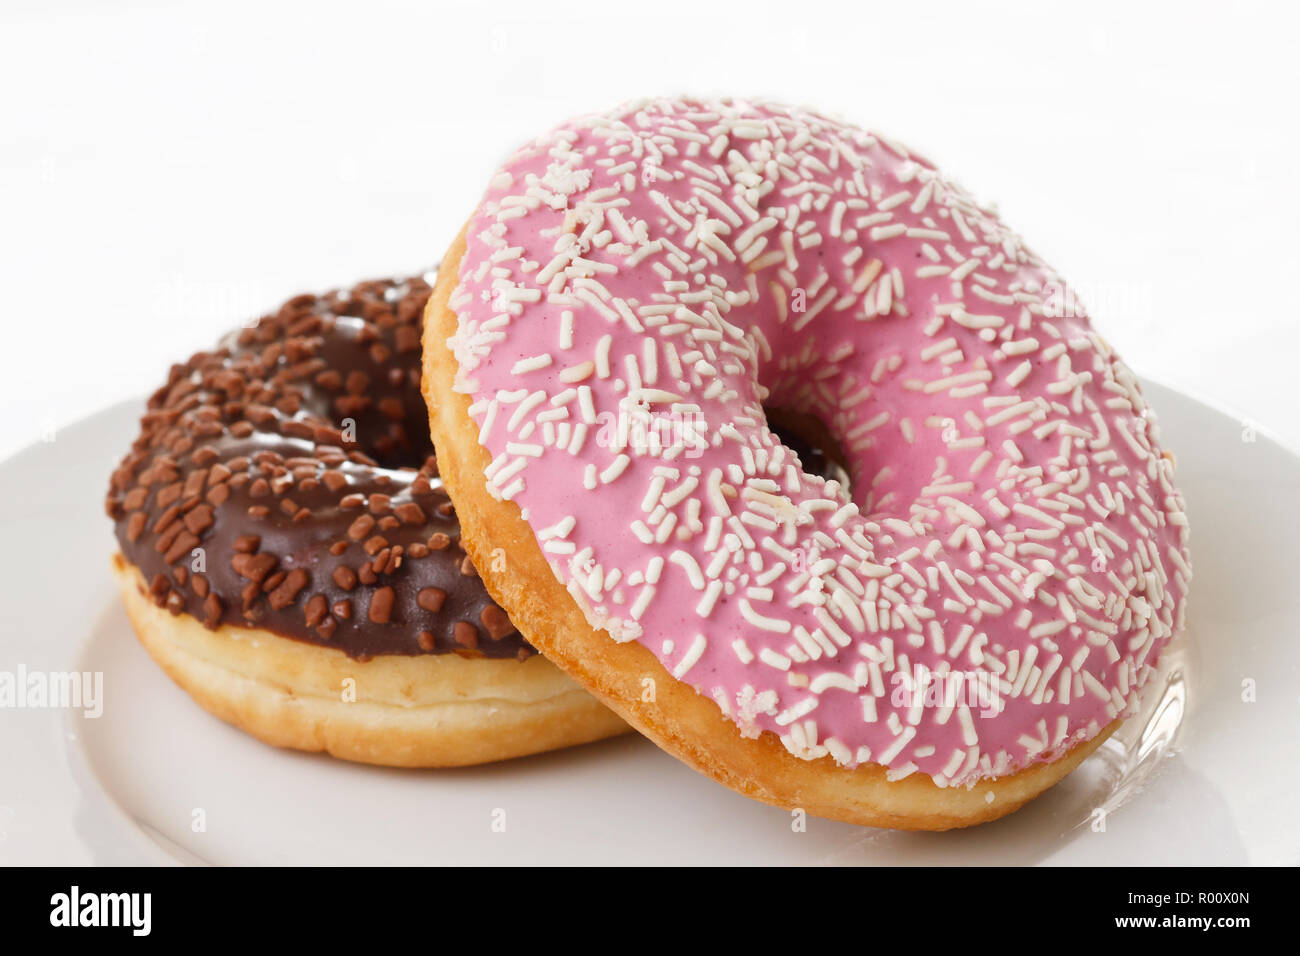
[107,274,627,766]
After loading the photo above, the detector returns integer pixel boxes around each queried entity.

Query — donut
[106,274,627,767]
[423,98,1192,827]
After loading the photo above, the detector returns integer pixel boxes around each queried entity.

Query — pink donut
[434,97,1191,813]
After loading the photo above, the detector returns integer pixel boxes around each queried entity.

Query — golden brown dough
[114,554,628,767]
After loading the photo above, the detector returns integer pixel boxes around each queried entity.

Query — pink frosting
[448,98,1191,787]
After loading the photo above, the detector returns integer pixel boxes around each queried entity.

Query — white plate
[1,380,1296,865]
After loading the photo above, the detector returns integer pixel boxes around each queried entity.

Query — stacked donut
[108,97,1190,829]
[421,97,1191,828]
[107,275,626,766]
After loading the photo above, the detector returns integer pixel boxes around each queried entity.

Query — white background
[2,0,1297,460]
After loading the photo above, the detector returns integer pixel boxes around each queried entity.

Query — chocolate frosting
[106,275,532,660]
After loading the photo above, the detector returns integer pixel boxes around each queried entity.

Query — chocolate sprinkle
[106,275,529,659]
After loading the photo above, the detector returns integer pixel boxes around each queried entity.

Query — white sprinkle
[512,353,554,375]
[672,634,708,678]
[600,454,631,484]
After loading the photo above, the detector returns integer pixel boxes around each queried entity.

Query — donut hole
[765,407,852,494]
